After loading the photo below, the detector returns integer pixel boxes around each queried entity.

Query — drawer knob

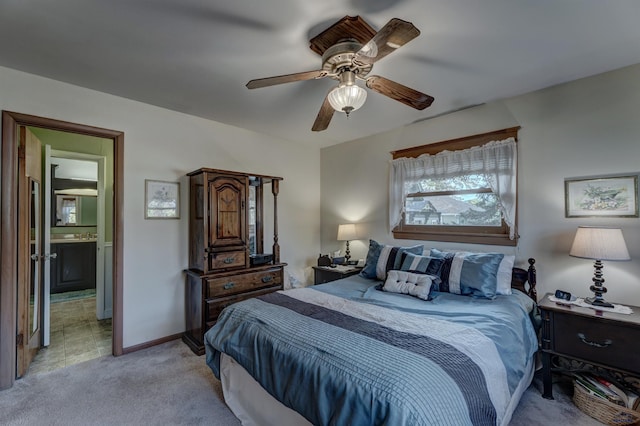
[223,257,235,264]
[578,333,612,348]
[223,282,235,290]
[261,276,273,283]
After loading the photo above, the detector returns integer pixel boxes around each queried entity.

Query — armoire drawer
[206,267,282,297]
[205,286,281,323]
[209,250,246,270]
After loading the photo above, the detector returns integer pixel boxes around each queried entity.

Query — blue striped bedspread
[205,276,538,426]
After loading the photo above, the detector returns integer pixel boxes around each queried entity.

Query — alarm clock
[554,289,572,301]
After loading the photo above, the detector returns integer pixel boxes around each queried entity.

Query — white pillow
[382,270,436,301]
[496,254,515,295]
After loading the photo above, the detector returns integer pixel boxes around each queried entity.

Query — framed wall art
[145,179,180,219]
[565,174,638,218]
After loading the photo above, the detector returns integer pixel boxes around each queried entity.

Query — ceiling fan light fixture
[328,83,367,116]
[246,16,432,131]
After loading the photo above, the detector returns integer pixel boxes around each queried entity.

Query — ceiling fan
[246,16,434,132]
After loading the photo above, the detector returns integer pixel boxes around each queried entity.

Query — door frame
[0,111,124,390]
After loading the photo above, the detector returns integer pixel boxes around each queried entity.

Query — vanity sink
[50,234,97,243]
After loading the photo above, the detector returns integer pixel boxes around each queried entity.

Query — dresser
[183,168,286,355]
[538,293,640,399]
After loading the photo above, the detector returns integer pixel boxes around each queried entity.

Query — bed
[204,247,539,426]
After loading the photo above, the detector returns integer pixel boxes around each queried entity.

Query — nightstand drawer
[553,312,640,374]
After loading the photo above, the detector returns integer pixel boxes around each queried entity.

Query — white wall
[0,66,321,348]
[321,63,640,306]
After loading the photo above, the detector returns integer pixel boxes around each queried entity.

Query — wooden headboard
[511,258,537,301]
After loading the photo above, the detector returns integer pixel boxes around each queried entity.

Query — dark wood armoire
[183,168,285,355]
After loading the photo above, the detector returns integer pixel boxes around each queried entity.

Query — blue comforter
[205,275,538,426]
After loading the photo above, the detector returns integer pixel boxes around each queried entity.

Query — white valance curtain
[389,137,518,239]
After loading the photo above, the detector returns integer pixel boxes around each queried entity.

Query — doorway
[30,141,110,374]
[0,111,124,390]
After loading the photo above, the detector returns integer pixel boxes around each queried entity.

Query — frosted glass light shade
[337,223,357,241]
[328,85,367,114]
[569,226,630,260]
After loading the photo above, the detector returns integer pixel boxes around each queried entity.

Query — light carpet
[0,339,603,425]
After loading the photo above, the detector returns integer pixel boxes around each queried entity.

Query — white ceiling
[1,0,639,147]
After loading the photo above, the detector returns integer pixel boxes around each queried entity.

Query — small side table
[312,266,362,285]
[538,293,640,399]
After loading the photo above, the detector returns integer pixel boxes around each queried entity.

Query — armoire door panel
[208,176,247,249]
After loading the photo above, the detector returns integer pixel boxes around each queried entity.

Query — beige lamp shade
[337,223,357,241]
[569,226,630,261]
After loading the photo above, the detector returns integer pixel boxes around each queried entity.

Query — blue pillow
[360,240,423,280]
[429,248,504,299]
[399,253,443,276]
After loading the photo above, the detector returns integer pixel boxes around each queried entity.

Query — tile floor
[28,296,112,375]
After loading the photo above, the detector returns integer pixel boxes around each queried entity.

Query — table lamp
[569,226,630,308]
[337,223,358,263]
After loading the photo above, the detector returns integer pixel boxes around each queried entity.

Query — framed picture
[144,179,180,219]
[565,174,638,218]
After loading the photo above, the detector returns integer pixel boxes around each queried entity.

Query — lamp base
[584,297,614,309]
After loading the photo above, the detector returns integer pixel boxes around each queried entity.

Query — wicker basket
[573,381,640,425]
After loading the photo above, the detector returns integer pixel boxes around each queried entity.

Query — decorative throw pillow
[360,240,423,280]
[382,270,436,301]
[429,249,504,299]
[429,248,514,295]
[399,253,443,277]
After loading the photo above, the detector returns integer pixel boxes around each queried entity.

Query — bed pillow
[399,253,443,277]
[496,254,515,295]
[382,270,437,301]
[360,240,423,280]
[429,249,504,299]
[430,248,515,295]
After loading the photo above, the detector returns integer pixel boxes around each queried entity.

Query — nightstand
[312,266,362,285]
[538,293,640,399]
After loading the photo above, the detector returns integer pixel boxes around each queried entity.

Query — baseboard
[121,332,183,355]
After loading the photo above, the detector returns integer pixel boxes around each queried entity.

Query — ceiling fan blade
[354,18,420,65]
[311,94,335,132]
[366,75,434,110]
[246,70,326,89]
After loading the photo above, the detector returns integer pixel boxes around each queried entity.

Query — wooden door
[208,175,247,249]
[16,126,43,378]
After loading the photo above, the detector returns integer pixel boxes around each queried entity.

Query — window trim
[390,127,520,246]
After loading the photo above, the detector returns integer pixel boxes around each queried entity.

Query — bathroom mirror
[51,159,98,227]
[54,191,97,226]
[51,157,98,227]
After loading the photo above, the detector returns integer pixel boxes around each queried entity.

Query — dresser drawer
[206,267,282,297]
[553,312,640,374]
[209,250,246,270]
[205,286,281,323]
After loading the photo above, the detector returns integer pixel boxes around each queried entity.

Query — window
[57,196,78,225]
[390,127,519,246]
